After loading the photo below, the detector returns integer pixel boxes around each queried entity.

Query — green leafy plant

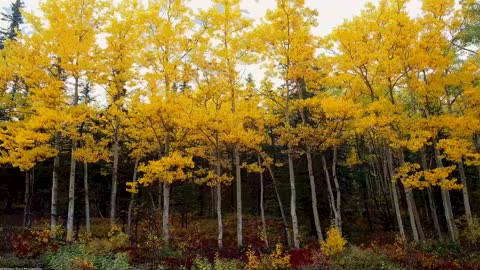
[192,255,243,270]
[333,246,405,270]
[42,244,130,270]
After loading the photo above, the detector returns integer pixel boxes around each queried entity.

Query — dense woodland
[1,0,480,269]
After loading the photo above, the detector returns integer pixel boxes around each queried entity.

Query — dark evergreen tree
[0,0,24,48]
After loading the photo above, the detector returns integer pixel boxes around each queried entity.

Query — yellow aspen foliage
[438,138,477,163]
[321,226,348,257]
[74,133,110,164]
[193,169,233,187]
[246,246,259,270]
[396,118,434,152]
[345,147,361,167]
[0,122,57,171]
[423,166,463,190]
[291,95,361,151]
[394,162,463,190]
[130,152,194,192]
[241,162,263,174]
[269,244,291,269]
[393,162,427,190]
[354,99,402,139]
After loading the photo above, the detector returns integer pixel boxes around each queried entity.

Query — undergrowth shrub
[321,226,347,256]
[11,227,62,257]
[457,215,480,248]
[42,244,130,270]
[0,253,43,268]
[245,244,291,270]
[416,239,465,260]
[192,255,243,270]
[107,225,129,251]
[332,245,405,270]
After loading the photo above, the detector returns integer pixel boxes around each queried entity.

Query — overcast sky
[0,0,424,36]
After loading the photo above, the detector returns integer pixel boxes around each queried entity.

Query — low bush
[320,226,347,257]
[457,215,480,248]
[332,245,405,270]
[245,244,291,270]
[416,239,465,260]
[11,227,62,257]
[0,253,43,268]
[41,244,130,270]
[192,255,243,270]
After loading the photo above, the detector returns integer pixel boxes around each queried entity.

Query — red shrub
[11,229,59,257]
[289,248,314,267]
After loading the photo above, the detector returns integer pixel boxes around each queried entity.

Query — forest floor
[1,214,480,269]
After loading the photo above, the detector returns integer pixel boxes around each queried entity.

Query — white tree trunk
[66,139,77,241]
[433,140,457,241]
[258,154,269,247]
[127,158,140,236]
[51,133,60,237]
[163,182,170,243]
[458,161,473,227]
[235,146,242,248]
[110,115,120,227]
[84,162,90,235]
[387,149,405,241]
[216,184,223,249]
[420,148,442,239]
[67,77,80,242]
[23,170,33,229]
[162,135,171,244]
[265,163,292,246]
[332,148,342,234]
[215,144,223,249]
[288,148,299,249]
[307,150,323,241]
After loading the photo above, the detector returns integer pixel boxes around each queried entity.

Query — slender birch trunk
[427,186,442,239]
[67,77,80,241]
[110,115,120,227]
[387,148,405,240]
[216,183,223,249]
[84,162,90,235]
[404,187,419,242]
[398,149,421,242]
[288,148,299,248]
[411,191,425,241]
[322,153,340,229]
[297,81,323,240]
[307,149,323,241]
[433,139,457,241]
[458,161,473,226]
[420,148,442,239]
[67,139,77,241]
[127,158,140,236]
[163,135,170,244]
[163,182,170,243]
[265,163,292,246]
[215,138,223,249]
[258,154,269,247]
[442,87,460,240]
[51,133,60,237]
[23,170,32,229]
[235,146,242,248]
[332,147,342,234]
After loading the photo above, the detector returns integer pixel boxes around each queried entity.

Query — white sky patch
[2,0,424,34]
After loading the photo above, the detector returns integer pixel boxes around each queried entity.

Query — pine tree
[0,0,24,48]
